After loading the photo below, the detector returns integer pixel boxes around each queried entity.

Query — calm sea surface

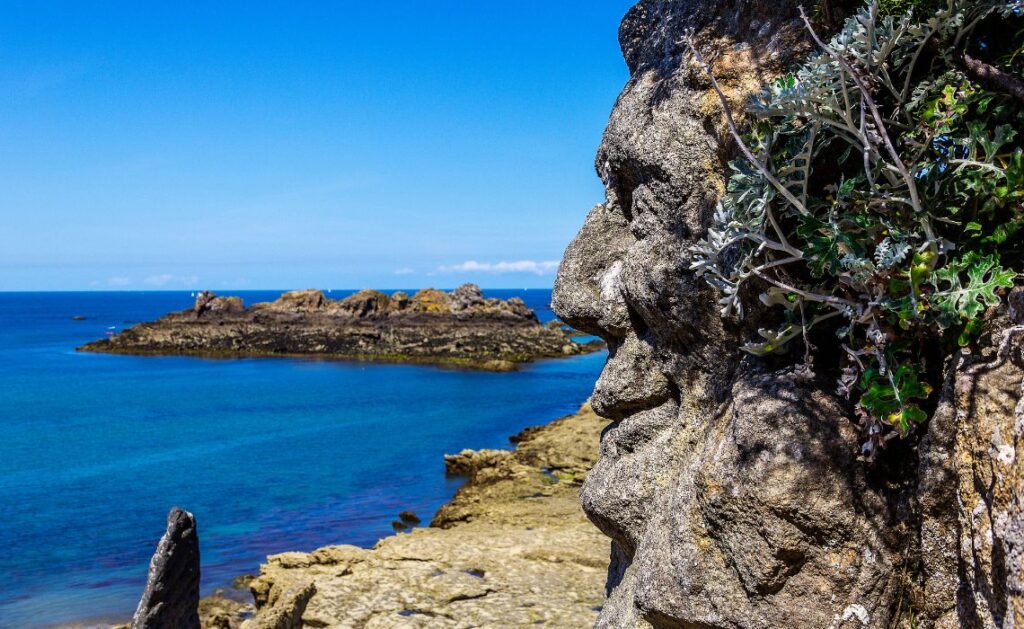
[0,290,604,628]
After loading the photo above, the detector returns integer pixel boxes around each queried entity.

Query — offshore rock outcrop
[201,404,609,628]
[131,507,201,629]
[80,284,596,370]
[553,1,1023,627]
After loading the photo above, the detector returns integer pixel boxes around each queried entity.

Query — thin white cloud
[143,274,200,287]
[393,267,415,275]
[438,260,559,276]
[106,276,131,287]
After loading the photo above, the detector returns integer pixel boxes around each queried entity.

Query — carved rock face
[553,1,909,626]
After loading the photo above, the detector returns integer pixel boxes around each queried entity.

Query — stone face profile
[553,0,1024,627]
[131,507,201,629]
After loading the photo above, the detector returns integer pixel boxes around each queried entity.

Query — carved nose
[590,332,670,421]
[552,203,635,339]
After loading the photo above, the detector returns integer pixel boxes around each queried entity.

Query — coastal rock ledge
[79,284,598,370]
[201,404,609,628]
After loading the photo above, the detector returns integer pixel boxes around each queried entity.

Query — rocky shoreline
[79,285,599,371]
[59,404,607,629]
[196,403,609,628]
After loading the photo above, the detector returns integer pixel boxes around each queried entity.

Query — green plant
[688,0,1023,457]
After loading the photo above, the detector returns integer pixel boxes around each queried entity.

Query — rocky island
[79,284,597,370]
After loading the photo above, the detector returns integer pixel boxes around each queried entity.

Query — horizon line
[0,286,554,293]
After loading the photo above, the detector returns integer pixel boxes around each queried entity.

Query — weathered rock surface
[80,284,597,370]
[917,318,1024,628]
[198,594,254,629]
[204,404,609,628]
[552,1,1024,627]
[131,507,201,629]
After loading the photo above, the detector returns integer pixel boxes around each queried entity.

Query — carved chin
[580,401,679,553]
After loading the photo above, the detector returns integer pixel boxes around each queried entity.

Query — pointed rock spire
[131,507,201,629]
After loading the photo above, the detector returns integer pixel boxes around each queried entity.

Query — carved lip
[597,400,680,456]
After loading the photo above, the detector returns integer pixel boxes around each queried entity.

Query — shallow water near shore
[0,289,605,628]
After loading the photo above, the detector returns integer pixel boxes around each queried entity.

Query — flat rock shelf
[79,284,600,371]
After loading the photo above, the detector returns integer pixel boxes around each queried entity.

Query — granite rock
[553,1,1024,626]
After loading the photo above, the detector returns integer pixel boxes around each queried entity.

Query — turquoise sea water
[0,290,604,628]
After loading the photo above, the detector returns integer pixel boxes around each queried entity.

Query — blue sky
[0,1,634,291]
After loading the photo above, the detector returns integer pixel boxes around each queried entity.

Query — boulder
[410,288,451,313]
[398,511,421,526]
[131,507,201,629]
[335,289,392,317]
[193,291,217,313]
[207,296,244,314]
[444,448,511,477]
[247,581,315,629]
[267,289,329,312]
[449,283,485,311]
[503,297,533,320]
[389,290,411,310]
[193,292,244,316]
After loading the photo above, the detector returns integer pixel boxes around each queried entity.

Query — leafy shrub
[688,0,1023,457]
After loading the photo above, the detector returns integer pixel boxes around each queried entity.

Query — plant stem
[685,38,812,217]
[751,268,857,308]
[799,7,935,243]
[949,158,1007,176]
[961,52,1024,105]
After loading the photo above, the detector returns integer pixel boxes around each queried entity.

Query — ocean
[0,290,605,628]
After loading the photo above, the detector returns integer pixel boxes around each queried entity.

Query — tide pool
[0,290,604,627]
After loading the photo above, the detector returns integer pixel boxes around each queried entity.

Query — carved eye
[603,161,641,223]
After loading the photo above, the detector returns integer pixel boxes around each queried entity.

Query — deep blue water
[0,290,604,628]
